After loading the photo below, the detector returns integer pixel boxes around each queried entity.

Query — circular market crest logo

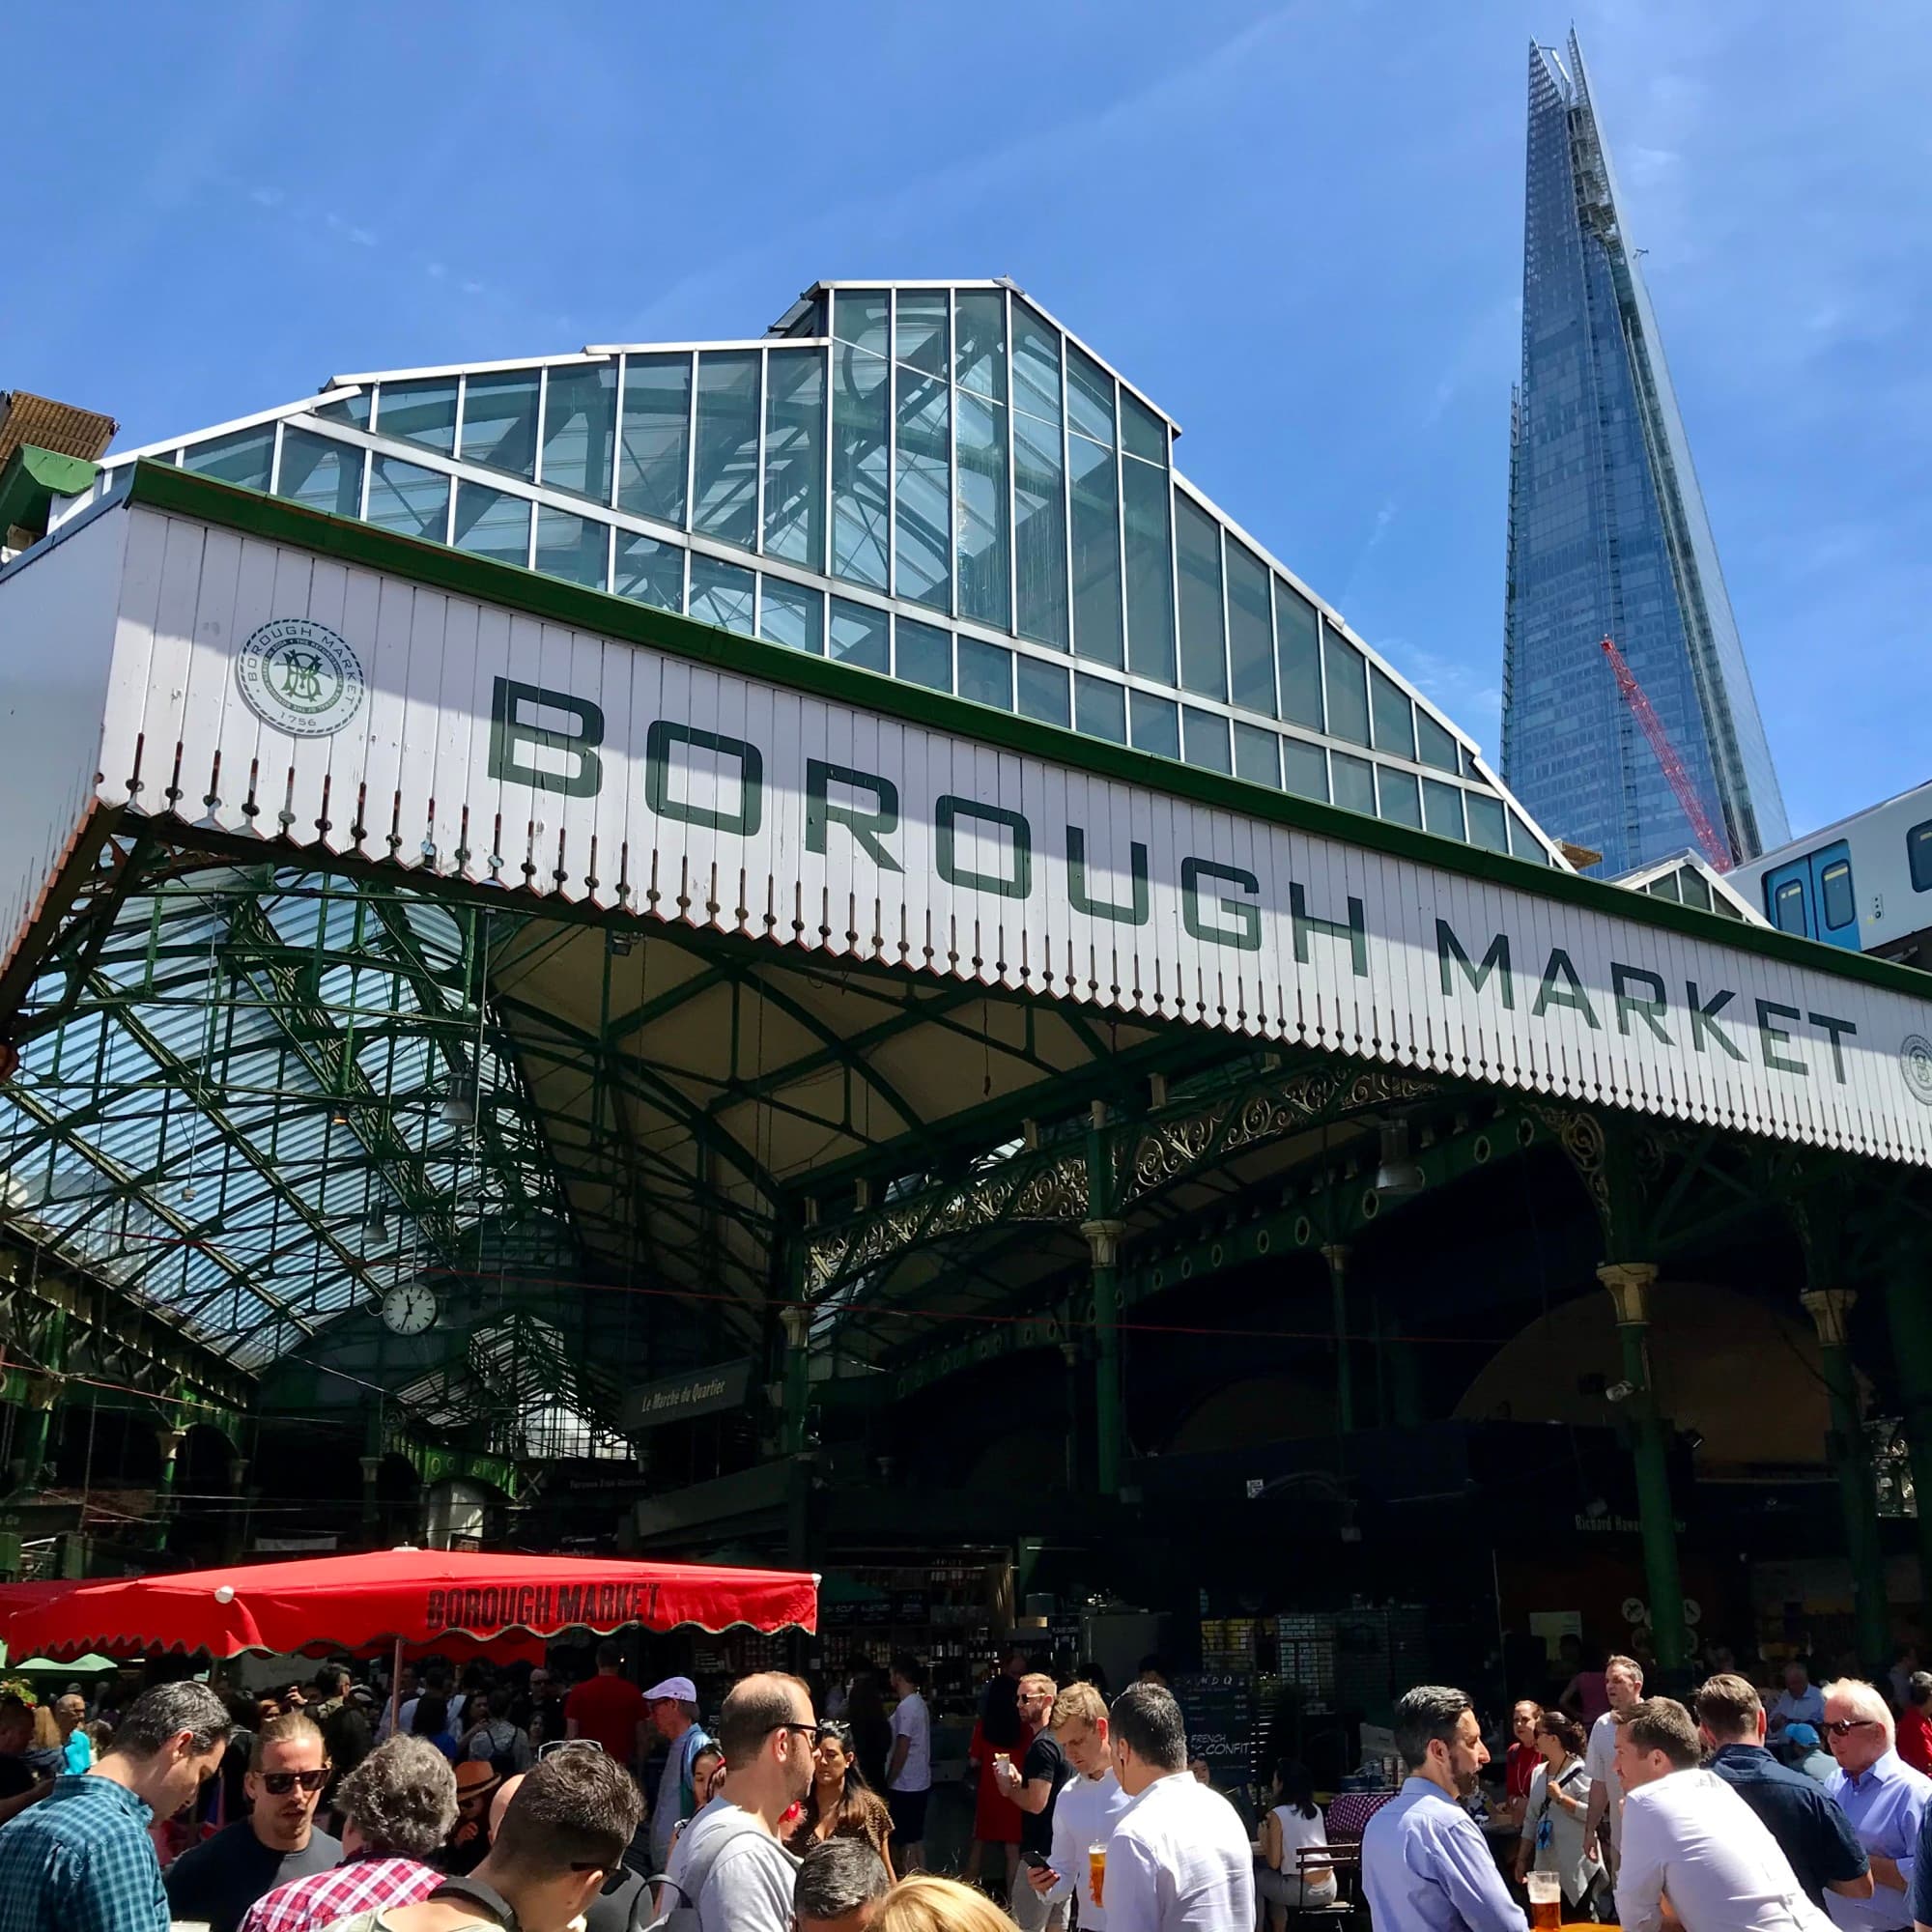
[236,617,365,737]
[1903,1035,1932,1107]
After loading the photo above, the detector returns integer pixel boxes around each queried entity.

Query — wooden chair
[1286,1843,1360,1924]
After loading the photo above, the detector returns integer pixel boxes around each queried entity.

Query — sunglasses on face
[259,1769,329,1796]
[1827,1719,1881,1737]
[537,1737,605,1761]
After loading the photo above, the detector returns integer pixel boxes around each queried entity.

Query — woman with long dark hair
[1257,1758,1336,1929]
[962,1671,1027,1892]
[786,1719,895,1875]
[1512,1706,1605,1918]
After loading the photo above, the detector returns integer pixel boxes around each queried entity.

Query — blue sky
[8,1,1926,840]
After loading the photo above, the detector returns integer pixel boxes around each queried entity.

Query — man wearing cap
[1786,1724,1840,1789]
[644,1675,712,1871]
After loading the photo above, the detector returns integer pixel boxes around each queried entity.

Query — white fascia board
[578,338,822,355]
[103,390,358,465]
[324,350,608,387]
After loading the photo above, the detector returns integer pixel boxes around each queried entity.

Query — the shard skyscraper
[1501,33,1788,874]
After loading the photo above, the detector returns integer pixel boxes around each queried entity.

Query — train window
[1819,859,1855,931]
[1772,879,1807,935]
[1911,818,1932,894]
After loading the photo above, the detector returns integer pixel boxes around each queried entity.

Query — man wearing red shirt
[1897,1675,1932,1776]
[566,1643,650,1770]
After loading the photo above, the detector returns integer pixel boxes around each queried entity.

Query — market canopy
[0,1548,817,1662]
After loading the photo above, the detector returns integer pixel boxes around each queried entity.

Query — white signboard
[11,498,1932,1166]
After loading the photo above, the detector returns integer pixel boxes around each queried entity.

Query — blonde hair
[876,1875,1024,1932]
[1052,1681,1109,1733]
[1824,1678,1894,1743]
[1018,1673,1056,1699]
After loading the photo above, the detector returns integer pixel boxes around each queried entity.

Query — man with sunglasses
[166,1710,342,1932]
[1818,1680,1931,1932]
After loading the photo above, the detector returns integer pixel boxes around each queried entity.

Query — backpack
[635,1805,777,1932]
[467,1719,525,1784]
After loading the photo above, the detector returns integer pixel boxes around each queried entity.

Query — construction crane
[1598,634,1733,872]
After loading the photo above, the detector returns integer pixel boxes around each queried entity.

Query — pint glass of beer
[1088,1843,1107,1908]
[1526,1870,1562,1931]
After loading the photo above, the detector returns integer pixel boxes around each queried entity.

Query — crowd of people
[1366,1649,1932,1932]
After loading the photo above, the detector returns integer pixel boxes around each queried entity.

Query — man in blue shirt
[1362,1686,1527,1932]
[1820,1679,1930,1932]
[0,1678,232,1932]
[1773,1662,1830,1742]
[1694,1673,1871,1915]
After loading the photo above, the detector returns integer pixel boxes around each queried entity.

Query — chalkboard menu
[1174,1672,1257,1783]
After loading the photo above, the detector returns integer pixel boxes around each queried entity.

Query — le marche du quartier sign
[81,501,1932,1164]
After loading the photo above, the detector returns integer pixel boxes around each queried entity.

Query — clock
[381,1284,440,1336]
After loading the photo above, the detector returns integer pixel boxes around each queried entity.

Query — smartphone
[1022,1851,1055,1874]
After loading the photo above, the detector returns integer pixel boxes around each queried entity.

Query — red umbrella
[0,1548,817,1664]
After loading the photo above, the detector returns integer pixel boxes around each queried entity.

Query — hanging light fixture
[440,1079,476,1127]
[330,1100,351,1126]
[362,1205,389,1241]
[1373,1119,1425,1198]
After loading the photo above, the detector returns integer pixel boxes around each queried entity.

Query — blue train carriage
[1728,779,1932,965]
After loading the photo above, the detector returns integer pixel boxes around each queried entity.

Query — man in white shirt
[1102,1681,1253,1932]
[885,1653,932,1874]
[1026,1680,1133,1930]
[1584,1653,1646,1876]
[1613,1693,1833,1932]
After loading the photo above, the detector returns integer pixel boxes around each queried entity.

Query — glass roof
[0,843,572,1369]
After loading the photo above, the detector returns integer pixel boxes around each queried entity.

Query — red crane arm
[1598,635,1732,872]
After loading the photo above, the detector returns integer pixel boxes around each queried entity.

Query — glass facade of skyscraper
[82,280,1561,865]
[1503,35,1788,875]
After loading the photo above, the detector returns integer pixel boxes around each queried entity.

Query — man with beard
[661,1673,817,1932]
[1362,1686,1527,1932]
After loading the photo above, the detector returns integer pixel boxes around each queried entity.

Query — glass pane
[1773,879,1807,934]
[1182,706,1232,774]
[689,554,755,635]
[831,340,890,589]
[1129,690,1179,759]
[1074,672,1127,745]
[275,429,361,518]
[1507,808,1542,861]
[1011,300,1062,424]
[895,366,950,611]
[375,378,456,454]
[1461,744,1480,779]
[1648,872,1683,903]
[617,355,691,526]
[1226,539,1274,717]
[1423,779,1467,841]
[1066,345,1115,447]
[760,578,823,654]
[1332,753,1376,816]
[1377,766,1422,829]
[1680,868,1713,911]
[895,292,949,378]
[1122,456,1174,683]
[460,369,539,478]
[541,362,616,502]
[1910,820,1932,893]
[1322,629,1370,746]
[895,616,952,692]
[1068,434,1122,668]
[612,531,683,611]
[1820,859,1855,930]
[955,390,1009,630]
[1234,722,1279,787]
[1013,412,1067,649]
[1416,706,1459,774]
[453,481,530,567]
[534,505,606,588]
[1017,656,1070,726]
[830,597,890,673]
[1275,580,1322,729]
[958,637,1013,709]
[366,455,448,540]
[183,427,272,491]
[833,290,890,357]
[954,291,1007,401]
[1370,666,1416,761]
[1466,792,1509,853]
[763,350,825,566]
[691,351,760,549]
[1121,391,1166,464]
[315,390,370,430]
[1175,492,1227,701]
[1282,738,1328,801]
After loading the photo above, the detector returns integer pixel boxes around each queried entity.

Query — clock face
[381,1284,440,1336]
